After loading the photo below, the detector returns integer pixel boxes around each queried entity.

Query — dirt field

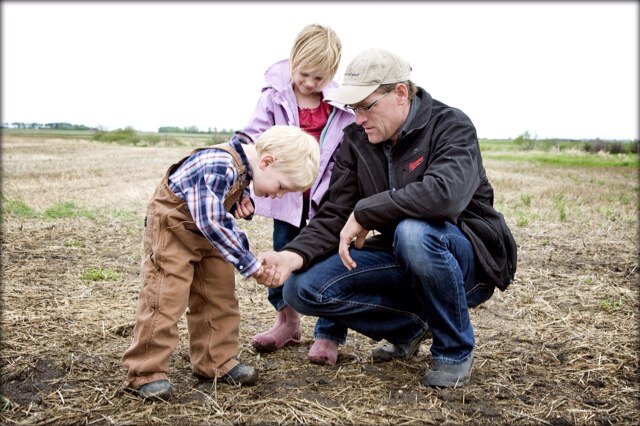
[1,135,638,425]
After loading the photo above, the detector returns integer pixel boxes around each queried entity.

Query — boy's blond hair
[255,125,320,191]
[290,24,342,83]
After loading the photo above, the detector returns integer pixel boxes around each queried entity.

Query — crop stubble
[1,136,637,424]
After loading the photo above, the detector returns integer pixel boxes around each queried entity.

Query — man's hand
[338,212,369,270]
[233,195,254,219]
[251,262,281,287]
[254,250,304,288]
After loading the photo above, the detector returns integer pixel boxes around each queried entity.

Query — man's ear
[259,154,276,169]
[395,83,409,105]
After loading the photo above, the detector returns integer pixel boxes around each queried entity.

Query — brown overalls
[122,144,250,389]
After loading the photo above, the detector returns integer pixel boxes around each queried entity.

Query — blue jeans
[269,219,346,344]
[283,219,494,363]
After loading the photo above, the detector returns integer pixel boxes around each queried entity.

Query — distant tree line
[93,126,234,147]
[1,122,236,134]
[2,122,97,130]
[511,131,639,155]
[158,126,234,134]
[93,126,157,146]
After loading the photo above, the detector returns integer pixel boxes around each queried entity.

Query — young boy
[122,125,320,401]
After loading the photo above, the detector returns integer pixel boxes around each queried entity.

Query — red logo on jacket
[409,156,425,172]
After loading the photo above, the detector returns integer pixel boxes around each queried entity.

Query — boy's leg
[187,250,241,377]
[122,201,196,390]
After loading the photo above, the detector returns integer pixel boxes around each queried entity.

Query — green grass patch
[479,140,520,152]
[112,209,140,222]
[515,212,529,227]
[2,198,144,224]
[553,195,568,222]
[2,198,99,221]
[79,267,121,281]
[63,240,84,247]
[483,151,637,168]
[618,193,631,205]
[4,127,231,147]
[511,194,533,227]
[1,128,96,139]
[600,296,625,313]
[481,134,639,155]
[2,197,38,218]
[519,194,532,208]
[44,201,95,220]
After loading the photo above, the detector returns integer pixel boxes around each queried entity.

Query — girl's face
[291,67,329,96]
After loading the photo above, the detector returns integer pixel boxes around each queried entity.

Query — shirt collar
[399,96,421,139]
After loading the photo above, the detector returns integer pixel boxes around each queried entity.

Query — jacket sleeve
[354,122,481,229]
[283,137,360,266]
[242,89,277,141]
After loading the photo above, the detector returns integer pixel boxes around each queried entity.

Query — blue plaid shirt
[168,135,259,277]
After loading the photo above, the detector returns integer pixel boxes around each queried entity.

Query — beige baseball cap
[324,48,412,105]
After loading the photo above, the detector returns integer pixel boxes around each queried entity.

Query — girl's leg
[252,219,303,351]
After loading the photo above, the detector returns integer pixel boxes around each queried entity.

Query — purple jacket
[243,59,355,227]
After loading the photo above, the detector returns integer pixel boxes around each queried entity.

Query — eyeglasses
[345,90,392,114]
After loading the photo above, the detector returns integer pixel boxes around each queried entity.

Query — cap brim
[324,84,379,105]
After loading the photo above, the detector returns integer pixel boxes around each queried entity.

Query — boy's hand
[252,259,282,288]
[233,195,254,219]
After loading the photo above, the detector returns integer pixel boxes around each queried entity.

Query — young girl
[243,24,354,366]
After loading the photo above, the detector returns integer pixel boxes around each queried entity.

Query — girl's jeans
[269,218,346,344]
[283,219,494,363]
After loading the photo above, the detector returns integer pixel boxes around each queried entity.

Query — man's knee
[282,275,311,314]
[394,219,443,266]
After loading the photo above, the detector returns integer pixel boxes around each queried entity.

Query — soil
[1,136,637,424]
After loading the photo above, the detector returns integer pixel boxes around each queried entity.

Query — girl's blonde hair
[290,24,342,83]
[255,125,320,191]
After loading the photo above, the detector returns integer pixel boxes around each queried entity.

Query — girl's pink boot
[307,339,338,366]
[251,305,302,352]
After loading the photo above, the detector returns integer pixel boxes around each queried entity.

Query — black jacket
[285,88,516,290]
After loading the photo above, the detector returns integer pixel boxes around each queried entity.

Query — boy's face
[252,155,299,199]
[292,67,329,96]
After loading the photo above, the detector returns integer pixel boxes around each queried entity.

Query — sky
[2,1,638,140]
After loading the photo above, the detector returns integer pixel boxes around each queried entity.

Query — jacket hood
[263,59,293,92]
[263,59,343,108]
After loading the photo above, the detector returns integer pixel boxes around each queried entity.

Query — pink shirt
[299,101,333,141]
